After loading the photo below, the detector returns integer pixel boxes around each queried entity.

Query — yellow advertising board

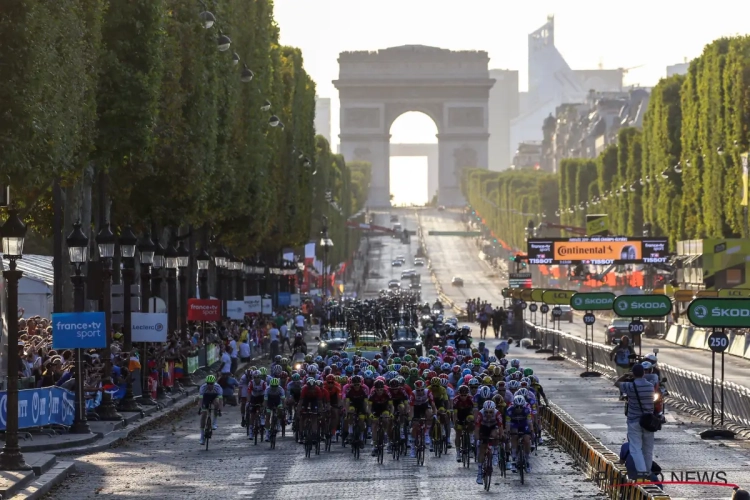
[718,288,750,298]
[586,214,610,236]
[541,289,575,305]
[702,238,750,290]
[695,290,718,298]
[511,289,524,299]
[520,289,534,301]
[530,289,546,302]
[673,290,696,302]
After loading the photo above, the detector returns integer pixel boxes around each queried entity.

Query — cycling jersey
[390,386,411,405]
[409,388,434,407]
[199,383,222,407]
[247,380,267,398]
[505,405,533,431]
[452,394,475,410]
[264,387,285,407]
[475,408,503,428]
[300,385,328,405]
[368,388,392,405]
[286,381,303,402]
[325,383,342,406]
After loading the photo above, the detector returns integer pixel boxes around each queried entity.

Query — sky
[274,0,750,204]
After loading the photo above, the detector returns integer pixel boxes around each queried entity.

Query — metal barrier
[541,403,670,500]
[527,321,750,429]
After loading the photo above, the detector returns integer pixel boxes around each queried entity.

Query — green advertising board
[570,292,615,311]
[541,289,575,305]
[613,294,672,317]
[687,298,750,328]
[187,356,199,374]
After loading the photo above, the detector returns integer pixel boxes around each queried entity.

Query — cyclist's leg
[489,428,500,465]
[240,397,247,425]
[424,407,434,445]
[212,399,221,429]
[199,407,208,442]
[523,431,531,456]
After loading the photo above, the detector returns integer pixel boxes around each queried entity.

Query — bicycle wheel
[305,429,312,458]
[499,447,507,478]
[483,459,492,491]
[518,450,525,485]
[205,416,211,451]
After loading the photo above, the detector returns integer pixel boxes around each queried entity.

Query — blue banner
[52,312,107,349]
[0,387,75,430]
[277,292,291,307]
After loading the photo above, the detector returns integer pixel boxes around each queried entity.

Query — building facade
[488,69,519,171]
[315,96,332,143]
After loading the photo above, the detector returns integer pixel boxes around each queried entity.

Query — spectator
[619,441,662,487]
[218,372,238,406]
[220,345,232,375]
[268,322,280,360]
[295,310,305,334]
[229,334,239,374]
[622,363,655,481]
[610,336,636,399]
[734,488,750,500]
[239,337,251,362]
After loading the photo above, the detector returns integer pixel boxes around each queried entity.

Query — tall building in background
[315,96,331,143]
[488,69,519,171]
[667,62,689,77]
[507,16,623,170]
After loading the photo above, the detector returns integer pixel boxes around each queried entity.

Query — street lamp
[94,223,121,421]
[136,232,156,406]
[118,226,140,412]
[164,243,178,334]
[0,209,31,471]
[320,217,334,299]
[197,247,211,299]
[217,33,231,51]
[199,10,215,29]
[151,241,164,310]
[214,246,228,316]
[66,222,91,434]
[177,240,189,339]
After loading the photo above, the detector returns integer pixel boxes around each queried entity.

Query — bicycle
[481,440,494,491]
[302,409,318,458]
[373,413,389,464]
[460,426,472,468]
[201,406,219,451]
[517,442,527,485]
[250,405,264,445]
[413,418,426,466]
[498,436,508,478]
[349,412,367,460]
[432,415,444,457]
[268,407,283,450]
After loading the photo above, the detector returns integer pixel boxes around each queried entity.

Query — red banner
[187,298,221,321]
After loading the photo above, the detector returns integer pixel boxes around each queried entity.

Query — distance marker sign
[613,294,671,318]
[529,303,538,313]
[570,292,615,311]
[687,298,750,328]
[540,304,549,314]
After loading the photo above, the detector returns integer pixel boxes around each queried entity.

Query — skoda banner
[570,292,615,311]
[244,295,262,314]
[52,312,107,349]
[541,290,575,305]
[130,312,168,342]
[687,298,750,328]
[613,294,672,318]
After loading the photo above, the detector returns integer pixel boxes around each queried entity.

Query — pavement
[414,207,750,498]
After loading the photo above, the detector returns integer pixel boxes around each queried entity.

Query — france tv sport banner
[0,386,75,431]
[130,312,168,342]
[187,299,221,321]
[244,295,262,314]
[52,312,107,349]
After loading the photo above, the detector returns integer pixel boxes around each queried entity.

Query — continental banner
[527,237,668,265]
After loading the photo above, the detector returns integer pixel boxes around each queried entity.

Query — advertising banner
[585,214,610,236]
[187,299,221,321]
[261,298,273,315]
[687,298,750,328]
[244,295,262,314]
[277,292,291,307]
[130,312,168,342]
[290,294,301,307]
[52,312,107,349]
[0,386,75,431]
[541,290,575,305]
[206,344,219,365]
[226,301,245,320]
[570,292,615,311]
[612,294,671,317]
[186,356,199,374]
[526,237,669,265]
[718,288,750,298]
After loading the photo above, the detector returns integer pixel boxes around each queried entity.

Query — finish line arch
[334,45,495,207]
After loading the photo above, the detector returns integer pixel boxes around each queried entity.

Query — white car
[391,260,403,267]
[388,280,401,289]
[451,276,464,287]
[414,258,425,266]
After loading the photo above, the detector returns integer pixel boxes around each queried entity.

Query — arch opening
[389,112,439,207]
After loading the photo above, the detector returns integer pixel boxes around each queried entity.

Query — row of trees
[463,35,750,249]
[1,1,369,287]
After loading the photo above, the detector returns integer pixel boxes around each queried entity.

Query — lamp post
[151,241,164,308]
[136,232,155,405]
[0,209,31,470]
[95,223,121,421]
[177,240,189,340]
[197,247,210,299]
[320,217,334,299]
[164,243,178,335]
[243,260,252,298]
[234,256,244,300]
[118,226,140,412]
[214,246,228,317]
[66,222,92,434]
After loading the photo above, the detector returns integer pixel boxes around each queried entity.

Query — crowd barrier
[0,386,75,431]
[541,403,670,500]
[527,321,750,429]
[666,324,750,361]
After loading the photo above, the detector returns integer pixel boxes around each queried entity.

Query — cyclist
[409,379,437,458]
[452,384,475,461]
[389,377,412,443]
[428,377,451,451]
[324,374,343,439]
[286,373,303,426]
[199,375,223,445]
[238,367,255,427]
[474,400,503,484]
[368,379,394,456]
[298,377,327,442]
[246,370,267,440]
[506,394,533,473]
[343,375,370,445]
[263,377,286,441]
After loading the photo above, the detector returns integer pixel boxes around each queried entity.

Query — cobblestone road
[48,402,604,499]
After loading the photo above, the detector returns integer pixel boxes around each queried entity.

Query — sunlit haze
[275,0,750,204]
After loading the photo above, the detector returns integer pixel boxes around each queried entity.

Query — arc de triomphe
[334,45,495,207]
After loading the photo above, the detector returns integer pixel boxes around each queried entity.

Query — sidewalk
[520,348,750,499]
[0,349,272,499]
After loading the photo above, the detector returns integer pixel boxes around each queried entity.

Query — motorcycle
[292,347,306,371]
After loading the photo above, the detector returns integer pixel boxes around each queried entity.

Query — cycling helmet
[364,370,375,379]
[462,368,472,376]
[399,366,410,376]
[340,352,349,359]
[520,377,530,387]
[440,378,450,387]
[388,378,400,388]
[499,358,509,367]
[259,367,268,376]
[511,371,523,381]
[516,388,529,399]
[482,376,492,386]
[393,357,402,364]
[531,375,540,384]
[338,376,349,384]
[496,380,506,390]
[270,378,280,387]
[488,356,497,363]
[281,357,289,365]
[414,380,426,390]
[483,400,496,411]
[510,359,520,369]
[513,395,526,406]
[479,386,491,399]
[641,361,653,371]
[458,385,470,395]
[393,364,403,372]
[430,377,441,387]
[458,340,467,346]
[315,380,324,387]
[271,365,282,376]
[252,370,261,378]
[206,375,216,383]
[445,346,455,354]
[314,355,323,363]
[304,355,313,363]
[374,380,385,389]
[307,365,318,374]
[645,353,658,364]
[292,373,300,381]
[325,374,336,383]
[410,367,419,376]
[306,377,316,386]
[345,366,354,374]
[472,358,482,366]
[428,349,438,356]
[523,368,533,377]
[462,374,473,385]
[468,378,480,387]
[508,380,520,391]
[351,375,363,385]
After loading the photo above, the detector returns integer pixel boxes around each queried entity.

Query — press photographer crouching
[621,363,661,482]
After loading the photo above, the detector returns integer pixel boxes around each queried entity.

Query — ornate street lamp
[136,232,157,406]
[118,226,140,412]
[0,209,31,471]
[177,240,190,339]
[197,247,211,299]
[66,222,91,433]
[164,243,179,334]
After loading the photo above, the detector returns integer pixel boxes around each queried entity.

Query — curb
[9,461,76,500]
